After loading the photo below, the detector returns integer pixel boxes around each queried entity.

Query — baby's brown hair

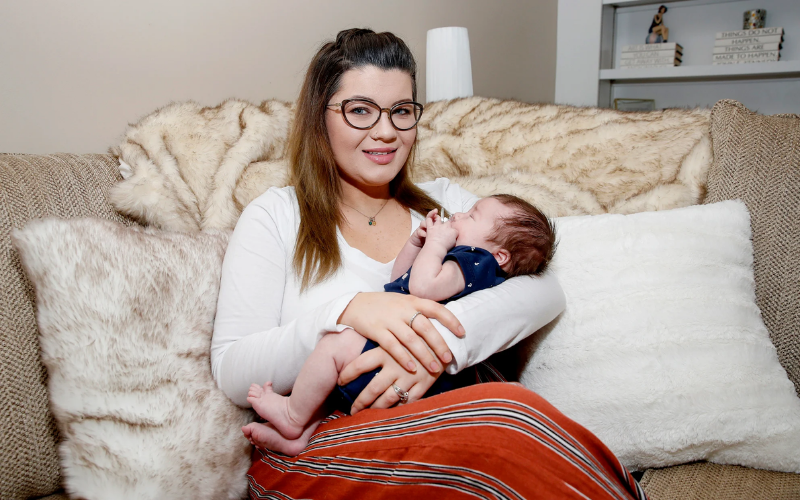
[487,194,557,277]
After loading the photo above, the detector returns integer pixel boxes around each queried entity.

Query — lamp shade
[426,27,473,102]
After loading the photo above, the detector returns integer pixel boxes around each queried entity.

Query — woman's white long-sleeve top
[211,178,566,406]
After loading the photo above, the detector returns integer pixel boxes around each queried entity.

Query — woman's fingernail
[351,408,358,415]
[407,361,416,371]
[442,351,453,363]
[458,325,466,335]
[430,361,440,372]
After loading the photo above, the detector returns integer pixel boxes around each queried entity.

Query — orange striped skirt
[247,382,646,499]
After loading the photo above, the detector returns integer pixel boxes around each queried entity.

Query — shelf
[600,60,800,82]
[555,0,799,113]
[603,0,744,7]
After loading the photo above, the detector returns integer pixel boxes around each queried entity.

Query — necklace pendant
[369,217,376,226]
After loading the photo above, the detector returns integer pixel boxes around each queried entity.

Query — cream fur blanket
[111,99,294,232]
[111,97,711,230]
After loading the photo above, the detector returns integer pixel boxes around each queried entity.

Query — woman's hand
[338,292,465,374]
[338,346,440,414]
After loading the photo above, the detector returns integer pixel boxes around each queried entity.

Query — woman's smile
[363,147,397,165]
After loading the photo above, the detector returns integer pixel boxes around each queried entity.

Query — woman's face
[325,66,416,191]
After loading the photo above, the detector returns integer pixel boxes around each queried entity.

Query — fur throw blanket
[111,97,711,231]
[111,99,294,232]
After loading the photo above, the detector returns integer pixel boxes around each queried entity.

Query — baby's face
[448,197,515,250]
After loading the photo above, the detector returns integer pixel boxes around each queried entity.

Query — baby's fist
[426,218,458,248]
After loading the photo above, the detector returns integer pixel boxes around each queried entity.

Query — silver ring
[392,383,409,403]
[408,311,422,328]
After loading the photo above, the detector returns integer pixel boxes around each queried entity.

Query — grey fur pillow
[12,218,251,500]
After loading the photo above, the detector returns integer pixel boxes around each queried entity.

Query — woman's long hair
[289,28,443,290]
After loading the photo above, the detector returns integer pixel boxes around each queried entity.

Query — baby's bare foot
[248,381,268,400]
[242,423,307,457]
[247,381,304,440]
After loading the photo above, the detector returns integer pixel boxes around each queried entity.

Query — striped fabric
[248,383,646,500]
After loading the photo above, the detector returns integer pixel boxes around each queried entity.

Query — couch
[1,97,798,499]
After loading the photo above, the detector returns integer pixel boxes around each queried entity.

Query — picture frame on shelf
[614,98,656,112]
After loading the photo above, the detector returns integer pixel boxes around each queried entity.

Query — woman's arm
[339,271,564,411]
[437,272,565,373]
[211,190,358,406]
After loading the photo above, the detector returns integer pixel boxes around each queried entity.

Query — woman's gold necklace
[341,199,390,226]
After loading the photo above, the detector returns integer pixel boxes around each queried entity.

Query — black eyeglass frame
[326,98,424,131]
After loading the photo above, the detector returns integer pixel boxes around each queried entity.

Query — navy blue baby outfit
[334,246,506,413]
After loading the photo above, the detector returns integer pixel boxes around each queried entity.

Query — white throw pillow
[13,219,252,500]
[519,200,800,473]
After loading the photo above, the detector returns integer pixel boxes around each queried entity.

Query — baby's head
[448,194,556,277]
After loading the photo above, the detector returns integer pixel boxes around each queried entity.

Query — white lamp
[426,27,474,102]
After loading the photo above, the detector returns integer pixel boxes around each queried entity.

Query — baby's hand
[410,209,438,247]
[425,215,458,249]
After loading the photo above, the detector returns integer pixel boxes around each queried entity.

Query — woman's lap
[248,382,646,500]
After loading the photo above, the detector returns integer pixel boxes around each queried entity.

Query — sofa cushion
[704,99,800,398]
[519,200,800,473]
[12,218,252,500]
[0,154,130,500]
[640,462,800,500]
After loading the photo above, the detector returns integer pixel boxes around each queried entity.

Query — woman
[212,28,646,499]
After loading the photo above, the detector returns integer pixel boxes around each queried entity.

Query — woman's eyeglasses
[327,99,424,131]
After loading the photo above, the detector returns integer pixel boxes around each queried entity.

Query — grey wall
[0,0,557,154]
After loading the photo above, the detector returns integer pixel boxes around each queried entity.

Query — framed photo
[614,98,656,112]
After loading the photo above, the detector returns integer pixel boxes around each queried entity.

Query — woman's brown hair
[289,28,444,290]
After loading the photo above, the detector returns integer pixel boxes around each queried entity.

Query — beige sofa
[1,98,798,499]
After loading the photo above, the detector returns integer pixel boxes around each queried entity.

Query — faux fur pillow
[519,200,800,473]
[12,219,252,500]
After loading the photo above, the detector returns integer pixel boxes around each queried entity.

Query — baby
[242,194,556,456]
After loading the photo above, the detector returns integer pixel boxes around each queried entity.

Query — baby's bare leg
[242,419,321,457]
[246,328,366,440]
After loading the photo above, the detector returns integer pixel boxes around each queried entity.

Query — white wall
[555,0,603,106]
[0,0,558,154]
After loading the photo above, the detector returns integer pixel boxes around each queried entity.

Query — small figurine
[647,5,669,43]
[743,9,766,30]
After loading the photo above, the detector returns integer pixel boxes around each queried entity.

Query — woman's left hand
[338,292,464,375]
[338,346,441,414]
